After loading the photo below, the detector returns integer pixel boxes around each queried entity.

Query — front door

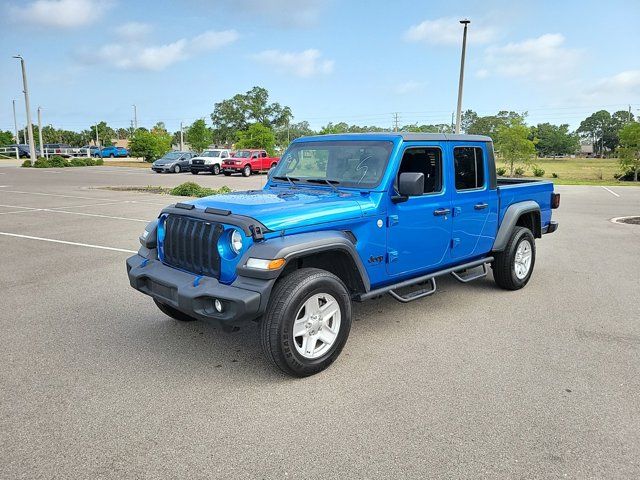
[386,144,452,277]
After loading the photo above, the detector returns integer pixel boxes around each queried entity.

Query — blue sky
[1,0,639,134]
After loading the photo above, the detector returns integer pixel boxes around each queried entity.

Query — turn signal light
[246,258,286,270]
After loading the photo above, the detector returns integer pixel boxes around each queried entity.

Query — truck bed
[496,177,555,230]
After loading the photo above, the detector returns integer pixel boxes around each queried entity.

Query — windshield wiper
[305,178,341,193]
[272,175,299,188]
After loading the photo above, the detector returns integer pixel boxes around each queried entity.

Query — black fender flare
[492,201,541,252]
[236,230,371,291]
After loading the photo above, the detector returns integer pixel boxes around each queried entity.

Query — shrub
[84,158,96,166]
[552,172,559,178]
[33,158,51,168]
[48,155,68,168]
[69,158,87,167]
[532,165,545,177]
[514,166,526,176]
[21,159,32,167]
[95,158,104,166]
[169,182,231,198]
[496,167,507,176]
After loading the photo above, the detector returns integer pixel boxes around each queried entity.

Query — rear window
[454,147,485,190]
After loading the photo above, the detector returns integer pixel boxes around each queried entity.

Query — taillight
[551,193,560,209]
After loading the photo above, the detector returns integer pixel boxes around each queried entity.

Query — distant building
[580,143,594,157]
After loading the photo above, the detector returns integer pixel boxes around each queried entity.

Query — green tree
[186,119,211,152]
[618,122,640,181]
[495,118,536,176]
[530,123,579,157]
[467,111,526,138]
[275,120,315,147]
[0,130,14,146]
[576,110,632,156]
[211,86,292,145]
[129,129,172,162]
[235,123,276,155]
[83,121,115,147]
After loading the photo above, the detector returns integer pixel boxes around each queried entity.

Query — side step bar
[355,257,494,303]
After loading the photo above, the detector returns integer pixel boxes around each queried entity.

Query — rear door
[449,143,498,259]
[260,151,269,170]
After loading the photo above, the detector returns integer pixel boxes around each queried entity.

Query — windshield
[234,150,251,158]
[159,152,182,161]
[270,141,393,188]
[201,150,221,157]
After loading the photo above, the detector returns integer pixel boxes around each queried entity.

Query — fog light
[214,299,223,313]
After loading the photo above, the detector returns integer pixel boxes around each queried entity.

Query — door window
[454,147,484,190]
[397,148,442,194]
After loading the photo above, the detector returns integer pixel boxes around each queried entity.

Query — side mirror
[393,172,424,203]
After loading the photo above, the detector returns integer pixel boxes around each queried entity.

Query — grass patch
[106,160,150,168]
[103,182,232,198]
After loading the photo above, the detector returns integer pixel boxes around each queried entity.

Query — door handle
[433,208,451,216]
[474,203,489,210]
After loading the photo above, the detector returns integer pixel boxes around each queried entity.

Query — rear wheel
[493,226,536,290]
[213,164,221,175]
[242,165,251,177]
[261,268,352,377]
[154,299,197,322]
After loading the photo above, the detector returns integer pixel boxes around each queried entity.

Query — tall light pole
[132,104,138,130]
[179,121,184,151]
[37,106,44,157]
[455,19,470,135]
[12,100,19,143]
[95,123,99,147]
[13,55,37,163]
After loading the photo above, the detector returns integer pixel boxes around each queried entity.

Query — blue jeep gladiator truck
[127,133,559,377]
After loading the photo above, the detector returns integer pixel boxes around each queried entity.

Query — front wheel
[213,164,220,175]
[492,226,536,290]
[109,153,115,158]
[154,299,197,322]
[242,165,251,177]
[261,268,352,377]
[173,164,181,173]
[191,170,199,175]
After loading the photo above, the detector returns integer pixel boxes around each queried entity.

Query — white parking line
[0,232,136,253]
[601,186,620,197]
[0,190,99,200]
[41,209,149,222]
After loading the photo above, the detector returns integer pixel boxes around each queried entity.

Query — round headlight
[230,229,243,253]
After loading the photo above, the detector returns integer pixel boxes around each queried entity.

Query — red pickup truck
[222,149,279,177]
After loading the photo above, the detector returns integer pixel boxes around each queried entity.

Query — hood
[187,187,364,231]
[154,158,176,165]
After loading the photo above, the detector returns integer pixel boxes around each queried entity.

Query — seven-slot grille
[191,159,204,165]
[162,214,223,278]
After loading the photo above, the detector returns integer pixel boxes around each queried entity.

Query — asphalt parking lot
[1,163,639,479]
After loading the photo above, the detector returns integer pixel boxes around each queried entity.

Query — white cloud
[252,49,334,78]
[83,29,239,71]
[8,0,112,28]
[585,70,640,97]
[394,80,427,95]
[114,22,153,41]
[482,33,581,82]
[404,17,496,46]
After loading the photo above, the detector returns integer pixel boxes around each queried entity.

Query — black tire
[154,299,197,322]
[191,170,199,175]
[261,268,352,377]
[493,226,536,290]
[109,153,115,158]
[242,165,251,177]
[173,164,181,173]
[223,171,231,176]
[213,164,220,175]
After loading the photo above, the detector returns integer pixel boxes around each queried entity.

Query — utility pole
[455,19,470,134]
[629,104,632,123]
[12,99,19,143]
[451,112,455,133]
[393,112,399,132]
[37,106,44,157]
[179,121,184,151]
[95,124,99,147]
[13,55,37,164]
[132,104,138,130]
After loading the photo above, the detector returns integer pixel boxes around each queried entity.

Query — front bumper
[222,164,243,172]
[190,164,216,172]
[127,255,267,324]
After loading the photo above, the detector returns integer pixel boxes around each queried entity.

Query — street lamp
[455,19,470,135]
[132,104,138,130]
[13,55,37,163]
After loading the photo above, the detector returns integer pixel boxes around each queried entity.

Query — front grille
[192,159,204,165]
[162,214,223,278]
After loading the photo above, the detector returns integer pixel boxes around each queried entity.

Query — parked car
[190,148,232,175]
[96,146,128,158]
[79,145,100,156]
[7,144,31,158]
[151,151,195,173]
[44,143,73,157]
[222,149,279,177]
[127,133,560,377]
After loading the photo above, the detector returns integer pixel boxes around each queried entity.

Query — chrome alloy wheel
[293,293,341,359]
[514,239,533,279]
